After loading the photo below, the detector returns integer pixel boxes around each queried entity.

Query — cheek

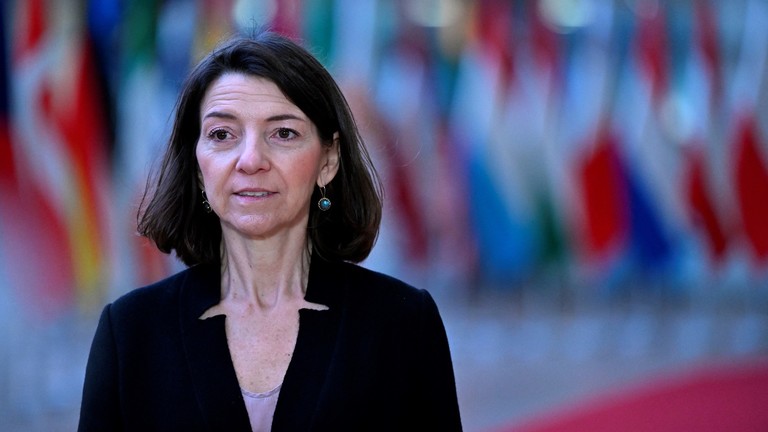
[195,160,207,188]
[293,154,324,188]
[195,147,216,189]
[195,162,205,187]
[198,168,221,197]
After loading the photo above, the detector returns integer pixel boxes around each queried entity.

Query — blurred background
[1,0,768,430]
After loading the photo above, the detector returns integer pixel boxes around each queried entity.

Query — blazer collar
[178,263,252,430]
[273,255,345,430]
[303,254,344,307]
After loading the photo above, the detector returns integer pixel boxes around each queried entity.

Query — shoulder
[339,260,423,294]
[108,264,214,319]
[327,260,438,319]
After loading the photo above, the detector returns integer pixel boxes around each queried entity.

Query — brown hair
[138,29,382,266]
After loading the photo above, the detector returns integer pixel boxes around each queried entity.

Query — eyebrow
[266,113,306,123]
[202,111,236,121]
[201,111,307,123]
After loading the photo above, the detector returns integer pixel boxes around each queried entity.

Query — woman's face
[196,73,339,240]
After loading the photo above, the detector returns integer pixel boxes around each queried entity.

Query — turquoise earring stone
[318,197,332,211]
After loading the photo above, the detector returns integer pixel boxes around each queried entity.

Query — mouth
[235,191,273,197]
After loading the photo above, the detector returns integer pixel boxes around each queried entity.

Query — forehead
[200,73,303,116]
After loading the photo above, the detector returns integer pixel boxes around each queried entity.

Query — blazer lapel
[178,264,252,431]
[272,256,344,430]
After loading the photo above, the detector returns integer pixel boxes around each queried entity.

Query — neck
[219,227,311,310]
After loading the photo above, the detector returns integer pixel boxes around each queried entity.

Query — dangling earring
[317,185,331,211]
[201,190,212,213]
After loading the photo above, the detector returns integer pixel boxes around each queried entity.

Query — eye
[274,128,298,140]
[207,128,231,141]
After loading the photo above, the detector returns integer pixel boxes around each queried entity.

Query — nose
[235,135,270,174]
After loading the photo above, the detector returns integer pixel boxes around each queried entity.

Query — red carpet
[499,359,768,432]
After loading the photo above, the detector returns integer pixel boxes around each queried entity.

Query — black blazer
[78,256,463,431]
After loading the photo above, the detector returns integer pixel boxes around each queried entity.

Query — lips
[235,191,272,197]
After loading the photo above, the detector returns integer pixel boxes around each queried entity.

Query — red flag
[576,127,629,264]
[476,0,516,89]
[684,145,729,261]
[0,5,14,191]
[681,1,730,264]
[44,36,112,308]
[734,115,768,265]
[371,99,429,264]
[635,7,669,105]
[271,0,303,38]
[6,0,112,316]
[4,0,76,319]
[694,0,722,101]
[529,2,560,80]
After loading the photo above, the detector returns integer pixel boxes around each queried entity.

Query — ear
[317,132,340,187]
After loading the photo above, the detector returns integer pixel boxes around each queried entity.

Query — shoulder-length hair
[138,29,382,266]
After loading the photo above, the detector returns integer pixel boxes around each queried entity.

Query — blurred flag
[0,0,13,191]
[537,3,614,276]
[555,5,622,277]
[361,5,435,275]
[303,0,335,62]
[621,146,674,275]
[373,39,431,264]
[0,0,21,294]
[575,127,629,268]
[734,115,768,266]
[603,6,678,282]
[447,0,542,283]
[684,145,729,262]
[627,6,678,276]
[110,0,178,292]
[86,0,122,159]
[729,0,768,269]
[493,0,568,277]
[7,0,112,316]
[194,0,234,59]
[331,0,377,85]
[271,0,302,38]
[680,0,730,264]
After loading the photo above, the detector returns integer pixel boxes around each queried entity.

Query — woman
[78,29,462,431]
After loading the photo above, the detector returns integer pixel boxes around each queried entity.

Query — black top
[78,255,463,431]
